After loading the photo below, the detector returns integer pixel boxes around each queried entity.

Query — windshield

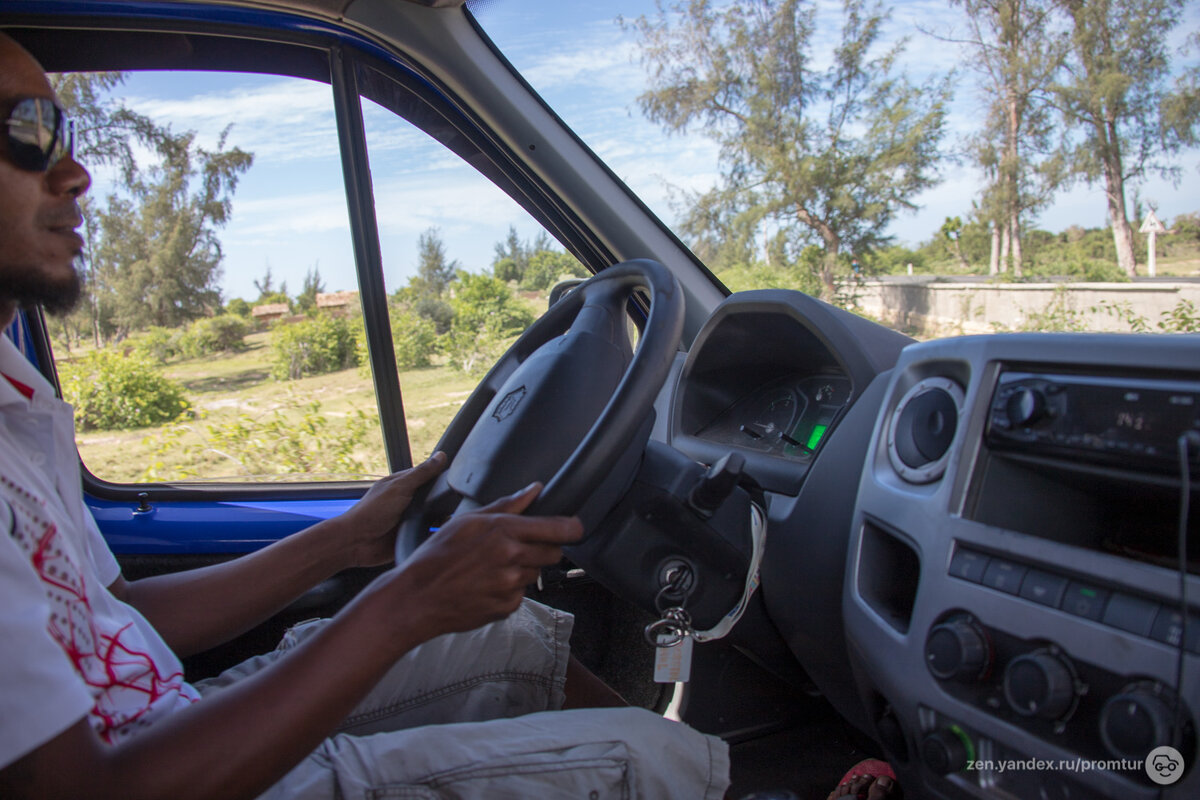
[471,0,1200,337]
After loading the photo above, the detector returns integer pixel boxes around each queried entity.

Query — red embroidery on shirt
[4,477,195,742]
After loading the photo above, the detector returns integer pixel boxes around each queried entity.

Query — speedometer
[696,373,853,459]
[745,388,801,441]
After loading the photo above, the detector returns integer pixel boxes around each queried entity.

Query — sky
[85,0,1200,302]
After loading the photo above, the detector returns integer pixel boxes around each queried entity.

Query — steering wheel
[395,259,684,558]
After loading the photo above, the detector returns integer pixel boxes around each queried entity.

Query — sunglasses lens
[5,98,72,171]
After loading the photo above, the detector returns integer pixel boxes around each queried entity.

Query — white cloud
[127,77,339,162]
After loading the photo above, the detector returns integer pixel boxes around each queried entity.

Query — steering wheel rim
[395,258,684,558]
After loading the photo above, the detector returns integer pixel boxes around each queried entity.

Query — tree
[50,72,160,347]
[91,127,253,334]
[296,263,326,313]
[492,225,530,283]
[413,227,458,297]
[1055,0,1198,277]
[629,0,950,297]
[253,265,277,298]
[398,227,458,333]
[490,227,586,290]
[941,216,972,270]
[948,0,1068,277]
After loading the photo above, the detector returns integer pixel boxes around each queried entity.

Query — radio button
[1006,387,1047,427]
[1018,569,1068,608]
[1061,582,1110,621]
[1101,593,1158,637]
[949,549,989,583]
[983,559,1027,594]
[1149,607,1200,653]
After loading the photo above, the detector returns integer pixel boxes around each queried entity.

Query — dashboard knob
[922,728,971,775]
[1005,387,1047,427]
[1003,651,1077,720]
[1100,684,1178,760]
[926,617,990,682]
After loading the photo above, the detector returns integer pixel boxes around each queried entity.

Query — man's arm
[109,452,447,658]
[0,483,583,800]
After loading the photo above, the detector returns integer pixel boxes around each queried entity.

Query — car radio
[986,370,1200,472]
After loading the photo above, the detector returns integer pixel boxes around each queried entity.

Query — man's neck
[0,302,16,331]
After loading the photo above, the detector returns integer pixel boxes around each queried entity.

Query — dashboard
[840,334,1200,800]
[666,291,1200,799]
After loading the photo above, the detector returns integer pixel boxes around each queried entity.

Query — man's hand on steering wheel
[335,452,450,569]
[382,483,583,636]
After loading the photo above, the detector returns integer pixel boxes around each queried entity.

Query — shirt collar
[0,334,53,407]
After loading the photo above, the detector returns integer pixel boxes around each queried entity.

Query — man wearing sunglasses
[0,32,731,800]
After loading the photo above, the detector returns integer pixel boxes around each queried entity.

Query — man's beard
[1,259,84,315]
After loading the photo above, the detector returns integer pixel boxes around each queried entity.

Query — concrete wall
[853,278,1200,337]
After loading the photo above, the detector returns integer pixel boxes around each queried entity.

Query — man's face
[0,35,90,315]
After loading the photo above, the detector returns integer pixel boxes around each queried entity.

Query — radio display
[1074,383,1199,455]
[989,372,1200,468]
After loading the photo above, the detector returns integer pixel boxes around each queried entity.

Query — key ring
[644,617,687,647]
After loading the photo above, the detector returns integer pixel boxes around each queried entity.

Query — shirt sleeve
[0,504,95,770]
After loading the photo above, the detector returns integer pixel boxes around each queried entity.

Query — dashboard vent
[888,377,964,484]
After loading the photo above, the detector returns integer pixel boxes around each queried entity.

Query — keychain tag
[653,634,693,683]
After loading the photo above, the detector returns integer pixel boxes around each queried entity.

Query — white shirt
[0,334,199,769]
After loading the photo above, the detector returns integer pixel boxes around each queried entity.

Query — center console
[846,334,1200,799]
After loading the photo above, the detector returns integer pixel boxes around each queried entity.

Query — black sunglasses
[4,97,75,172]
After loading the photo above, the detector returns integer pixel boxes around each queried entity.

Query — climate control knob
[926,617,990,682]
[922,729,971,776]
[1003,651,1077,720]
[1100,684,1179,760]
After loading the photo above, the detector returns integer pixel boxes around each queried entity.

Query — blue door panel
[88,496,357,555]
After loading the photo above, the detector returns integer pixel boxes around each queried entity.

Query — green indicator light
[1080,588,1097,598]
[948,724,976,766]
[806,423,829,450]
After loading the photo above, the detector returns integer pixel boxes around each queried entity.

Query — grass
[72,289,560,484]
[75,332,481,484]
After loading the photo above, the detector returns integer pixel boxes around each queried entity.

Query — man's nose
[47,154,91,197]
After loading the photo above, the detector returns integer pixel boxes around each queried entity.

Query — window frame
[7,3,608,507]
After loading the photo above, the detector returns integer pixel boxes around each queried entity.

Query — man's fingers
[405,450,447,482]
[498,513,583,546]
[479,481,543,514]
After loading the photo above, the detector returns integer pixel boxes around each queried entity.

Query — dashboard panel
[843,333,1200,800]
[670,289,911,495]
[662,291,1200,799]
[695,373,852,458]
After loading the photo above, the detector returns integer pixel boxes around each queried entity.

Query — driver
[0,32,731,799]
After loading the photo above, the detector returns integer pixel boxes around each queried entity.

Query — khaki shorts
[198,599,730,800]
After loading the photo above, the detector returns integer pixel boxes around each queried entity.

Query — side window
[57,70,389,484]
[358,72,589,461]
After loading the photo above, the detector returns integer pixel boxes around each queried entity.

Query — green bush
[390,309,439,369]
[59,350,192,431]
[271,315,358,380]
[225,297,252,318]
[521,250,587,291]
[178,314,250,358]
[350,311,439,372]
[443,272,535,374]
[129,326,182,363]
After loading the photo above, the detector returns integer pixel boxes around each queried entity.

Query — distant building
[251,302,290,323]
[316,291,359,315]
